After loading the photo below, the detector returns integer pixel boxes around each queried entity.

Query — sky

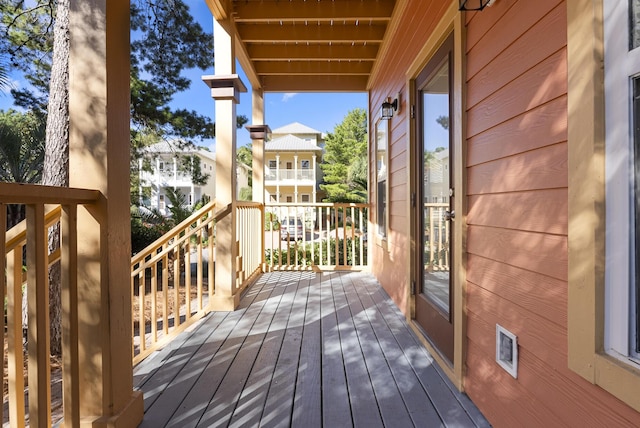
[0,1,368,151]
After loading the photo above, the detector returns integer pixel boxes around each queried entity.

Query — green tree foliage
[0,109,46,227]
[0,109,45,183]
[1,1,54,115]
[237,143,252,188]
[320,108,368,202]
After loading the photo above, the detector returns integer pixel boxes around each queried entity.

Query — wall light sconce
[459,0,495,11]
[381,94,400,120]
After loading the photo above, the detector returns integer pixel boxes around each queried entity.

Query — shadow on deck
[133,271,490,427]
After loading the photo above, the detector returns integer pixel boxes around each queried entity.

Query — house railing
[264,202,369,271]
[424,203,450,272]
[130,200,216,365]
[1,182,100,427]
[265,169,315,181]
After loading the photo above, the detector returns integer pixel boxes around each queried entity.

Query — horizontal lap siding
[368,0,449,311]
[465,1,640,426]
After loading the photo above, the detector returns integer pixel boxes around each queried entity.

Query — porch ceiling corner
[205,0,401,92]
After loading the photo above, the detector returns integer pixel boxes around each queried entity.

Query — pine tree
[320,108,368,202]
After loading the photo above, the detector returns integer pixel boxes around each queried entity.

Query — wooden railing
[264,203,369,271]
[235,202,264,290]
[130,200,216,365]
[424,203,450,272]
[0,182,100,427]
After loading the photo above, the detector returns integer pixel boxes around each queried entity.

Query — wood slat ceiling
[207,0,399,92]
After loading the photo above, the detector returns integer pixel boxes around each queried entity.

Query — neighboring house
[264,122,324,203]
[138,140,249,215]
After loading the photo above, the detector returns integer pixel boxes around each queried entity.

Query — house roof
[206,0,399,92]
[271,122,323,136]
[143,140,216,162]
[266,134,322,152]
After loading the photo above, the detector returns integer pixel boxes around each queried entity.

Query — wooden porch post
[249,89,267,205]
[68,0,143,426]
[246,95,270,274]
[203,18,247,311]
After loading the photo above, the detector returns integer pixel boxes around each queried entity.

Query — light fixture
[381,97,398,120]
[459,0,495,11]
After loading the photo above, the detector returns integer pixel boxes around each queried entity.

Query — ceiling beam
[233,0,396,22]
[205,0,231,20]
[236,23,387,43]
[246,44,379,61]
[255,61,372,75]
[261,75,369,92]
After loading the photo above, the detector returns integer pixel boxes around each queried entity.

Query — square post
[68,0,143,425]
[203,19,247,311]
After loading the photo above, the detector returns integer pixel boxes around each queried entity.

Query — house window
[286,162,293,169]
[159,161,164,171]
[376,119,388,238]
[301,160,310,169]
[567,1,640,412]
[301,194,310,203]
[159,194,165,210]
[269,160,277,169]
[286,196,293,203]
[604,0,640,365]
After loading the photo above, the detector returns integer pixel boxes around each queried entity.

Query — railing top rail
[131,199,216,264]
[265,202,369,208]
[236,201,263,209]
[0,182,100,205]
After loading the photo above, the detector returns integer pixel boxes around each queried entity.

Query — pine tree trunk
[42,0,70,357]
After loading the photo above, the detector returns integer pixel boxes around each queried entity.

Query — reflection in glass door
[422,61,452,314]
[414,33,454,362]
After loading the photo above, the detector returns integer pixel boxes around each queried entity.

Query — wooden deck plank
[195,276,290,427]
[360,275,481,427]
[197,273,301,428]
[349,274,444,427]
[151,275,283,428]
[291,272,323,427]
[227,275,308,427]
[258,273,312,427]
[136,276,270,420]
[135,272,489,428]
[331,273,384,428]
[320,273,353,427]
[342,273,429,427]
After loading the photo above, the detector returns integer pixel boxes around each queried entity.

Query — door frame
[406,1,467,390]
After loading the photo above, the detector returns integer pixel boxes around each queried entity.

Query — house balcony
[141,170,197,189]
[265,169,316,185]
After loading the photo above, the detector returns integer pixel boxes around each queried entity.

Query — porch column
[138,158,143,205]
[312,154,317,202]
[173,157,177,190]
[294,154,299,203]
[68,0,143,425]
[203,18,247,311]
[247,89,268,204]
[276,154,281,202]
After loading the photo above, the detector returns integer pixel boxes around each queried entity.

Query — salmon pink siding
[367,0,640,426]
[369,0,451,313]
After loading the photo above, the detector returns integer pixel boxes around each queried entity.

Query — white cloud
[281,93,297,102]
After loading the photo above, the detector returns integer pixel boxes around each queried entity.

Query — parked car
[280,218,303,240]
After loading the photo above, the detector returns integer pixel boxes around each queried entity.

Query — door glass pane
[422,59,451,314]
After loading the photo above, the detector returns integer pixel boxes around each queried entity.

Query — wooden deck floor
[133,271,490,428]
